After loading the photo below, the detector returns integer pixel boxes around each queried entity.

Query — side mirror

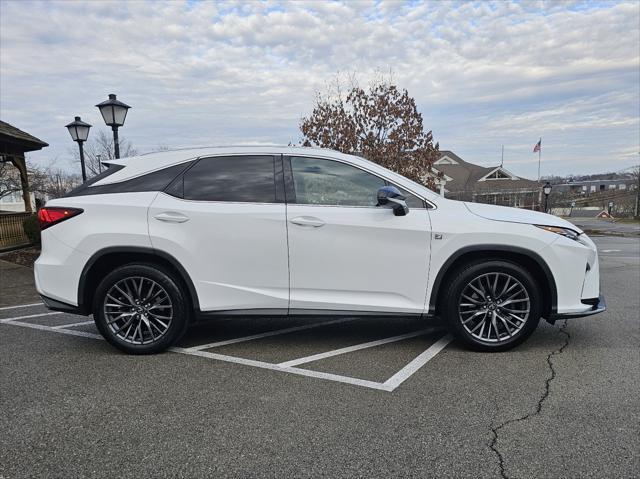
[377,186,409,216]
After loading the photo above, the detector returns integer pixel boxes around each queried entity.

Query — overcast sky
[1,0,638,179]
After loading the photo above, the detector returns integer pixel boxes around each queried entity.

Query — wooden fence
[0,212,33,249]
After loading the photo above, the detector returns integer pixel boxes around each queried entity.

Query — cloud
[0,0,638,178]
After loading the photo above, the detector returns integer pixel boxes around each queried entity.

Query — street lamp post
[65,116,92,182]
[95,94,131,159]
[543,182,552,213]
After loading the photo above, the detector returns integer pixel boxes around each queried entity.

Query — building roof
[435,150,539,193]
[0,120,49,153]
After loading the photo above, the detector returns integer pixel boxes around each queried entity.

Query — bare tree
[0,161,21,200]
[631,164,640,218]
[38,167,82,199]
[71,130,138,177]
[300,76,440,189]
[0,160,47,201]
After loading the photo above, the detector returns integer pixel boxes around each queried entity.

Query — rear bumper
[40,295,87,316]
[548,294,606,321]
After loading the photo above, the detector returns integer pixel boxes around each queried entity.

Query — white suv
[35,146,605,354]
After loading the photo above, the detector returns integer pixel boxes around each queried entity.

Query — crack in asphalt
[489,321,571,479]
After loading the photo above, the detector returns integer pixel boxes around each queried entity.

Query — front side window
[182,156,276,203]
[394,185,426,209]
[290,156,385,207]
[289,156,426,208]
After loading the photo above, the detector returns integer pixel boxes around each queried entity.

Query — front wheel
[93,264,189,354]
[442,260,542,352]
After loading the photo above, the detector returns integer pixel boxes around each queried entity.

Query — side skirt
[195,308,428,322]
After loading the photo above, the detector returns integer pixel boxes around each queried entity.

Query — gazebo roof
[0,120,49,154]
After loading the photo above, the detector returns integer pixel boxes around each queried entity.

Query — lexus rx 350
[35,147,606,354]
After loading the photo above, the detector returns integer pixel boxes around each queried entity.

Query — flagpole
[537,137,541,182]
[501,144,504,167]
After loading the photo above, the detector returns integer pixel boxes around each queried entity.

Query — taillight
[38,207,83,230]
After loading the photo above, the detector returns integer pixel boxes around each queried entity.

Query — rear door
[284,155,431,315]
[148,155,289,313]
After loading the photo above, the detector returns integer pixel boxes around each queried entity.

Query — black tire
[442,260,542,352]
[93,263,190,354]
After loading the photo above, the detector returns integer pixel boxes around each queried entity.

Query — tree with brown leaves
[300,79,440,189]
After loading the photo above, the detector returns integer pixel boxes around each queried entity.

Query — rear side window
[180,156,276,203]
[65,162,193,197]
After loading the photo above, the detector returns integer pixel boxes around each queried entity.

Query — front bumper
[548,294,606,322]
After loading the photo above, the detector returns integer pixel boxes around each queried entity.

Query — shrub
[23,214,41,247]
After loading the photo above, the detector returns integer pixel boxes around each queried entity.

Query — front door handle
[289,216,325,228]
[153,212,190,223]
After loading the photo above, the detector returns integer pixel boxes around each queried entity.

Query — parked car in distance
[35,146,605,354]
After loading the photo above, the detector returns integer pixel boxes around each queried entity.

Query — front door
[148,155,289,312]
[284,156,431,315]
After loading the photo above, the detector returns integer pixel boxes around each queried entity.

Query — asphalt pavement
[0,236,638,478]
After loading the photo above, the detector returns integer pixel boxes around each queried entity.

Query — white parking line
[2,315,451,392]
[171,347,390,391]
[0,302,43,311]
[187,317,357,351]
[6,320,104,340]
[51,320,95,329]
[278,328,435,367]
[0,312,62,323]
[382,334,453,390]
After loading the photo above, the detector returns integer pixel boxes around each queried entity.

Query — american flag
[533,140,541,153]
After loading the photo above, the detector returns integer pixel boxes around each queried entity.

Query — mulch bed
[0,247,40,268]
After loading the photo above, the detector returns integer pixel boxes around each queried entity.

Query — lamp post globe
[95,93,131,159]
[65,116,91,182]
[543,181,552,213]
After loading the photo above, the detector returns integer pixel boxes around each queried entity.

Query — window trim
[283,155,432,209]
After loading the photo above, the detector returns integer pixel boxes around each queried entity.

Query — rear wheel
[93,264,189,354]
[442,260,542,351]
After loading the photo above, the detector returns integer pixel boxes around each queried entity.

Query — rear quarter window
[65,162,193,197]
[64,165,124,197]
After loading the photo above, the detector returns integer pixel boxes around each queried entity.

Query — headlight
[535,225,581,241]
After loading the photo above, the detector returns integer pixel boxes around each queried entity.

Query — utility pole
[635,164,639,218]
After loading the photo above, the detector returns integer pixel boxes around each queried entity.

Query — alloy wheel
[103,276,173,345]
[458,272,530,343]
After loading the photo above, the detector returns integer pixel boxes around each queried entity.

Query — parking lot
[1,236,638,478]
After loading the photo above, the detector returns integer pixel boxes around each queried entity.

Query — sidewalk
[0,259,40,307]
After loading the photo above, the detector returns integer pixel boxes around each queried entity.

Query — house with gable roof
[431,151,541,209]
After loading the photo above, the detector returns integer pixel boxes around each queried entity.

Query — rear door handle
[153,212,190,223]
[289,216,325,228]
